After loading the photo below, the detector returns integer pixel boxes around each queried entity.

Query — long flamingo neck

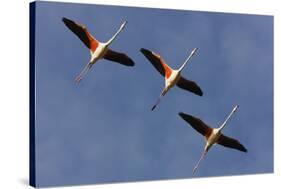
[106,21,127,46]
[179,48,197,72]
[219,105,239,131]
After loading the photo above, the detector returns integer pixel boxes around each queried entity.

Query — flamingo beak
[191,48,198,56]
[233,105,239,112]
[120,20,127,29]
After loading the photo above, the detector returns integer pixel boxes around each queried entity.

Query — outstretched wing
[178,112,212,137]
[103,49,135,66]
[177,76,203,96]
[217,134,247,152]
[140,48,172,78]
[62,17,99,51]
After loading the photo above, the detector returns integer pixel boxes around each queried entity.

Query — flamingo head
[191,48,198,56]
[233,105,239,112]
[120,20,128,30]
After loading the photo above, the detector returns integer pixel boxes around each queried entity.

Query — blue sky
[34,1,273,187]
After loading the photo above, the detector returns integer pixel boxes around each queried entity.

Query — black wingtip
[178,112,184,117]
[195,87,203,96]
[140,48,149,54]
[124,58,136,67]
[242,147,248,153]
[198,89,203,96]
[178,112,194,122]
[123,59,135,67]
[62,17,73,26]
[62,17,68,23]
[128,60,135,67]
[178,112,189,119]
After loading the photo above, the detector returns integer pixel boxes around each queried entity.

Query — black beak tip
[151,105,156,111]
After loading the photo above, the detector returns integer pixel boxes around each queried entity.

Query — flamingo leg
[75,63,93,83]
[151,88,168,111]
[193,150,208,174]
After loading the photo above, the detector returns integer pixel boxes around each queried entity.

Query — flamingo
[140,48,203,111]
[178,105,247,174]
[62,17,135,83]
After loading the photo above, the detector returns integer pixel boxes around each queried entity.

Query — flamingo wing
[217,134,247,152]
[140,48,172,78]
[178,113,212,137]
[103,49,135,66]
[62,17,99,50]
[176,76,203,96]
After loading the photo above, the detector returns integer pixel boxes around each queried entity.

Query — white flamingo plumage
[179,105,247,174]
[140,48,203,110]
[62,17,135,83]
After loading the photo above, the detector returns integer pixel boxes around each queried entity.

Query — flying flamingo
[178,105,247,174]
[140,48,203,111]
[62,17,135,83]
